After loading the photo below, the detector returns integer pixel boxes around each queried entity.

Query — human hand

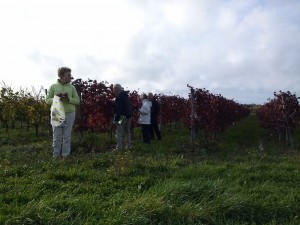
[61,93,69,102]
[57,93,69,102]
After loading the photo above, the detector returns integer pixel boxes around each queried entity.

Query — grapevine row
[256,91,300,145]
[0,79,250,139]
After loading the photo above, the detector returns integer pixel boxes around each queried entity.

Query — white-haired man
[113,84,132,150]
[139,93,152,143]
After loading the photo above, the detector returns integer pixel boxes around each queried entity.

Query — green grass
[1,115,300,224]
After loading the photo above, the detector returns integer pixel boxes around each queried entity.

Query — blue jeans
[52,112,75,157]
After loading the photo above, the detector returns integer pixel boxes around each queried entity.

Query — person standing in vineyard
[113,84,132,150]
[46,67,80,158]
[139,93,152,144]
[148,93,162,140]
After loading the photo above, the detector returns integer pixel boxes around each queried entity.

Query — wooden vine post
[281,94,293,149]
[45,89,53,137]
[187,84,196,145]
[75,87,83,138]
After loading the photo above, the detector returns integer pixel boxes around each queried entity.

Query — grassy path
[1,115,300,224]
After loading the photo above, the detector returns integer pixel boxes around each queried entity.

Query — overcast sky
[0,0,299,104]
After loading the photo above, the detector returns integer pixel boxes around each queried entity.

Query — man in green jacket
[46,67,80,158]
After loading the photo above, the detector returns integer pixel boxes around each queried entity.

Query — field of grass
[1,115,300,225]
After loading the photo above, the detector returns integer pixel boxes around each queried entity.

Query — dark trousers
[142,124,151,144]
[150,121,161,140]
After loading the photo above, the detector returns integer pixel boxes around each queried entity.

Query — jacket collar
[57,79,71,86]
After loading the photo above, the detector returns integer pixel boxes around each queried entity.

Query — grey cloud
[73,55,118,80]
[28,50,63,67]
[27,50,64,81]
[115,0,300,103]
[34,0,300,104]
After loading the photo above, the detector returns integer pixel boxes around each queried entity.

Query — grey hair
[140,93,148,99]
[58,67,71,78]
[113,83,122,91]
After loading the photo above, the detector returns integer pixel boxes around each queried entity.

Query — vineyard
[1,80,300,224]
[0,84,48,137]
[1,79,300,149]
[256,91,300,148]
[0,79,252,143]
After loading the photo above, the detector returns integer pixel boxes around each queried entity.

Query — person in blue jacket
[113,84,132,150]
[148,93,161,140]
